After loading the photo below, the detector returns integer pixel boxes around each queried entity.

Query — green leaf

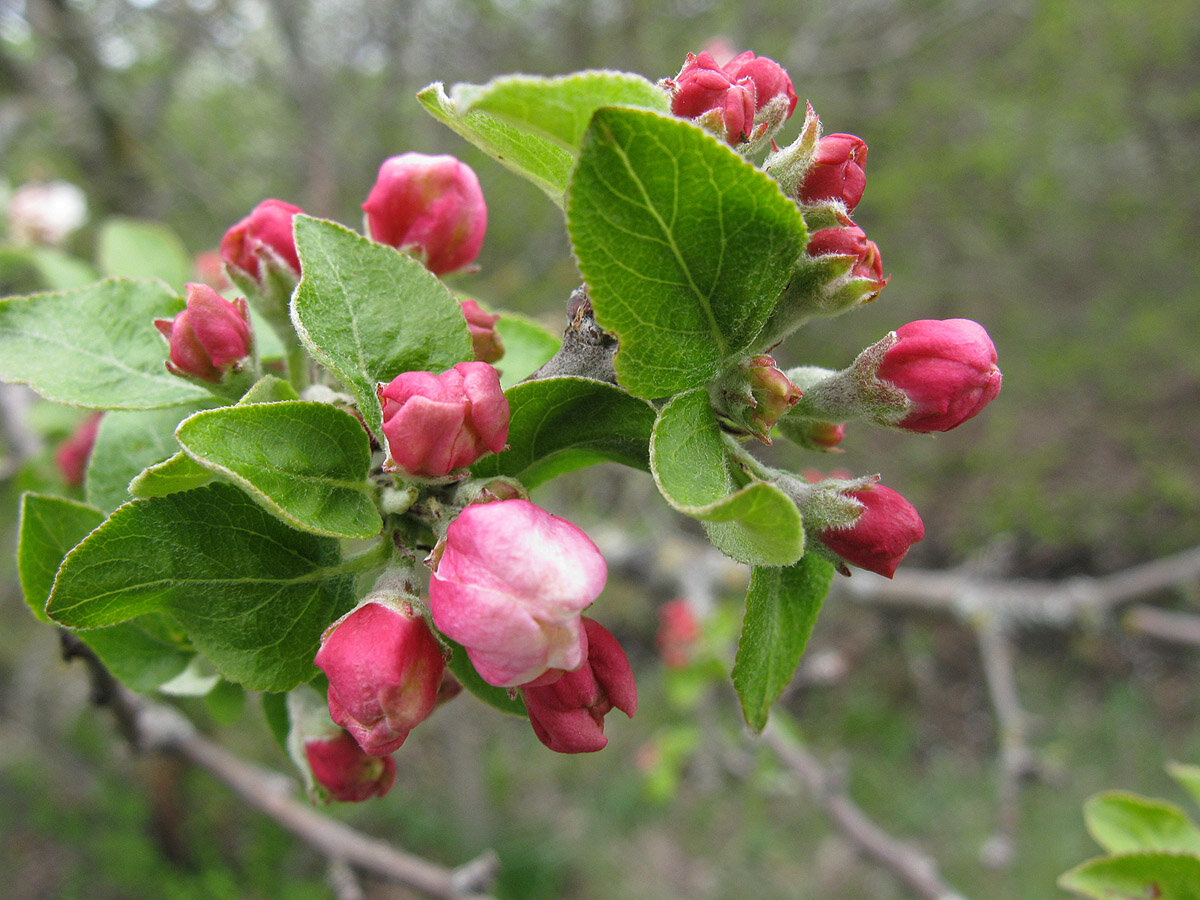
[17,492,191,690]
[567,107,808,398]
[1059,851,1200,899]
[457,70,670,152]
[260,691,292,753]
[443,639,526,717]
[46,483,358,692]
[0,278,210,409]
[27,246,99,290]
[17,492,105,622]
[174,401,381,539]
[1085,791,1200,855]
[1169,762,1200,811]
[291,216,472,436]
[96,217,192,288]
[87,406,207,513]
[418,82,575,206]
[732,555,834,732]
[650,388,804,566]
[128,376,300,501]
[494,312,560,389]
[471,377,656,488]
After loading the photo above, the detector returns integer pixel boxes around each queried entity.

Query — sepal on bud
[520,617,637,754]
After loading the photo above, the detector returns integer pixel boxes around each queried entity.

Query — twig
[59,632,499,900]
[1123,605,1200,649]
[760,720,969,900]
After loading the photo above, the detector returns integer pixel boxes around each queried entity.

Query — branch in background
[1123,605,1200,649]
[761,720,970,900]
[58,632,499,900]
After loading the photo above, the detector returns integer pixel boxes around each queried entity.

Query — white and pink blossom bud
[376,362,509,478]
[362,153,487,276]
[303,729,397,803]
[429,499,607,687]
[314,600,445,757]
[220,199,303,282]
[520,617,637,754]
[876,319,1002,433]
[154,283,252,382]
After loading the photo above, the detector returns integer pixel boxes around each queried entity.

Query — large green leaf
[46,483,358,692]
[96,217,192,288]
[1084,792,1200,855]
[568,107,808,398]
[471,377,656,488]
[290,216,471,436]
[174,401,381,539]
[650,388,804,566]
[1059,851,1200,899]
[0,278,210,409]
[87,406,207,513]
[17,492,192,690]
[732,555,834,732]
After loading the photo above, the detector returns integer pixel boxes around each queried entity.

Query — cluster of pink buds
[664,50,798,146]
[154,283,253,383]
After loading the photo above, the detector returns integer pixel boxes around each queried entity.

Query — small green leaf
[732,555,834,732]
[291,216,471,436]
[568,107,808,398]
[87,406,208,513]
[0,278,210,409]
[457,70,670,152]
[96,217,192,288]
[260,691,292,753]
[17,492,105,622]
[650,389,804,566]
[1059,851,1200,899]
[471,377,656,488]
[418,82,575,206]
[80,618,194,692]
[1085,791,1200,855]
[47,483,357,692]
[175,401,381,539]
[27,246,99,289]
[443,639,526,717]
[494,312,560,389]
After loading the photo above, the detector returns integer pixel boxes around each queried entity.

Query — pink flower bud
[667,51,757,145]
[809,421,846,450]
[55,412,102,488]
[153,283,252,382]
[877,319,1002,433]
[656,599,701,669]
[303,729,397,802]
[362,153,487,276]
[376,361,509,478]
[314,600,446,757]
[818,483,924,578]
[806,223,886,287]
[460,299,504,364]
[797,133,868,211]
[520,617,637,753]
[429,499,607,687]
[722,51,798,118]
[220,199,303,281]
[746,354,803,440]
